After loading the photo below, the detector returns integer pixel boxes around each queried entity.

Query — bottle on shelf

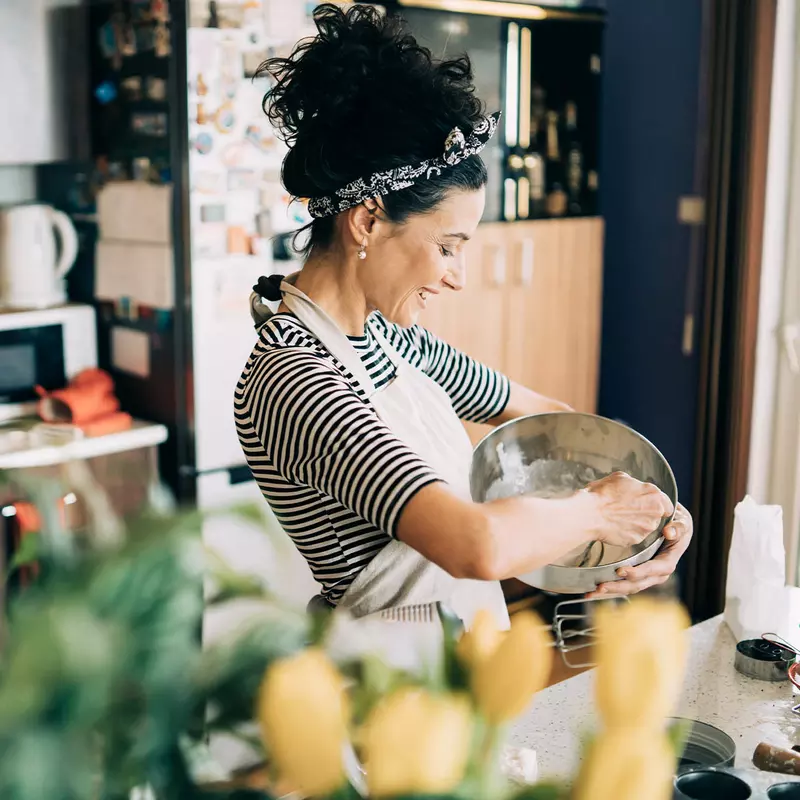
[545,110,567,217]
[524,84,547,218]
[564,101,583,215]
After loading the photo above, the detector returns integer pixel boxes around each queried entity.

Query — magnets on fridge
[119,23,137,57]
[154,23,171,57]
[98,21,118,59]
[120,75,143,101]
[94,81,117,105]
[193,132,214,155]
[215,103,236,134]
[132,112,168,138]
[196,103,210,126]
[200,203,226,223]
[196,73,209,97]
[244,124,274,153]
[151,0,170,23]
[193,170,224,194]
[145,77,167,102]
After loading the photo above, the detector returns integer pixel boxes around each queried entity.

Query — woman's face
[362,187,486,328]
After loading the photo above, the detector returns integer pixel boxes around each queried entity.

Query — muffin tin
[673,768,800,799]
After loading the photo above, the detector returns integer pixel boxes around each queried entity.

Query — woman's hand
[583,472,674,548]
[586,502,693,598]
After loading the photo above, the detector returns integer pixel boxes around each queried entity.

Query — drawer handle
[519,238,535,287]
[489,246,506,286]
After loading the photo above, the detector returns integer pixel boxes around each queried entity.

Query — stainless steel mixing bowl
[470,412,678,594]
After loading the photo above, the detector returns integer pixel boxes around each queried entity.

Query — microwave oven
[0,304,97,423]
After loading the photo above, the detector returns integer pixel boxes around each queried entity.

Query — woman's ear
[345,203,377,246]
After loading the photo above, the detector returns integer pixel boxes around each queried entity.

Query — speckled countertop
[510,615,800,782]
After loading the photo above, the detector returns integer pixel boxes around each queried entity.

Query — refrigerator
[37,0,321,613]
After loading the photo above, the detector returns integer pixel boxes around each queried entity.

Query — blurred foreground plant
[0,463,692,800]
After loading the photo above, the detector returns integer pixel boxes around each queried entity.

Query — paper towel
[724,496,794,642]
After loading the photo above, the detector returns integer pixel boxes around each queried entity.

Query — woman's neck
[291,251,370,336]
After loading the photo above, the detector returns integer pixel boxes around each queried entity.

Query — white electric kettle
[0,204,79,309]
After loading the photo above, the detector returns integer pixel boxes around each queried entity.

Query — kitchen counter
[0,420,167,470]
[511,615,800,781]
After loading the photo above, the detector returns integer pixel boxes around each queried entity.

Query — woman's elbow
[448,511,502,582]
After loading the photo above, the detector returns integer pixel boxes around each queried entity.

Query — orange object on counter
[35,368,131,435]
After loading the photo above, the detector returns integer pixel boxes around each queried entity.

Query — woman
[235,4,692,628]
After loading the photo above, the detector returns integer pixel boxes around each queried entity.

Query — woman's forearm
[396,482,596,581]
[491,380,572,425]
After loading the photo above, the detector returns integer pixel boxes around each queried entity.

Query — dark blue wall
[597,0,704,507]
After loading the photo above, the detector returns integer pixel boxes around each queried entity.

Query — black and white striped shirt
[234,311,510,603]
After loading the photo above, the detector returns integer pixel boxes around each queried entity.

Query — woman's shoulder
[239,313,364,402]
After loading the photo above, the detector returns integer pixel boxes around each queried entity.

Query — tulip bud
[574,729,675,800]
[471,611,552,724]
[457,608,503,666]
[594,599,689,729]
[257,648,348,796]
[362,688,473,797]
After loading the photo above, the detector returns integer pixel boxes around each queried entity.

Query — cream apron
[271,277,509,631]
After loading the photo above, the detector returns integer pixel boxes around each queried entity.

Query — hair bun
[256,3,485,200]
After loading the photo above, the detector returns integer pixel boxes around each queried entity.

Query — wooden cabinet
[421,217,604,439]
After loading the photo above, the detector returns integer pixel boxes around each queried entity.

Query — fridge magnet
[215,102,236,134]
[244,123,274,153]
[196,103,210,126]
[131,0,152,23]
[120,76,143,101]
[132,112,168,138]
[151,0,170,23]
[227,226,251,255]
[94,81,117,105]
[195,73,209,97]
[192,170,225,194]
[145,76,167,102]
[227,168,259,192]
[119,21,138,57]
[98,20,118,59]
[193,132,214,155]
[220,140,248,167]
[154,23,171,57]
[200,203,226,223]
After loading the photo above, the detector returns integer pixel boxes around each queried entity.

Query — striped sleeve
[237,347,441,537]
[373,315,511,424]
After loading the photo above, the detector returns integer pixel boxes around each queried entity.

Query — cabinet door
[505,218,604,412]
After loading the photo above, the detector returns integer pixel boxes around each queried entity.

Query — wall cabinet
[421,217,604,442]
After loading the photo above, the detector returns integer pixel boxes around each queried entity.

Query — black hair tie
[253,274,284,302]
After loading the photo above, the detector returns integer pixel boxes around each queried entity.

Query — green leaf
[667,717,693,763]
[5,532,41,578]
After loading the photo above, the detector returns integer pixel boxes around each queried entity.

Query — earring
[357,240,367,260]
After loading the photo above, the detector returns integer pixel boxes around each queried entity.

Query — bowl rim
[470,412,679,569]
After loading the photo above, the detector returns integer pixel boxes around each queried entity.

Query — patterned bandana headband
[306,111,501,219]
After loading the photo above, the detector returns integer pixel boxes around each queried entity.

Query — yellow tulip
[574,729,675,800]
[362,688,473,797]
[257,648,348,796]
[594,599,690,729]
[471,611,552,724]
[456,608,504,666]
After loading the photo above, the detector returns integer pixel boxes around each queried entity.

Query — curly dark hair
[256,3,489,255]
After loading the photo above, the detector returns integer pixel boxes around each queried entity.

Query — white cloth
[279,277,509,631]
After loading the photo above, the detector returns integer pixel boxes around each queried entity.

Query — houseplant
[0,461,690,799]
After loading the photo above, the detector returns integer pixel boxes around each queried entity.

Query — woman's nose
[443,255,466,291]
